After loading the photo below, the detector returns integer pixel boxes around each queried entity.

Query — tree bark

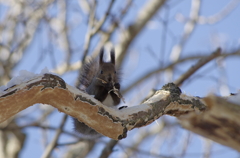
[0,73,239,151]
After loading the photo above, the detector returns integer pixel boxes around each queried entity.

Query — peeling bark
[0,73,239,152]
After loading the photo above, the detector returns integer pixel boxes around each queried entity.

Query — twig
[91,0,133,58]
[108,87,125,103]
[81,1,97,63]
[123,121,165,157]
[96,78,125,103]
[91,0,115,35]
[174,48,221,87]
[99,139,118,158]
[170,0,201,62]
[96,77,107,84]
[179,133,191,158]
[82,0,115,62]
[1,123,79,138]
[41,114,68,158]
[177,0,240,24]
[159,5,170,67]
[76,1,115,88]
[116,0,166,67]
[63,0,73,68]
[122,49,240,95]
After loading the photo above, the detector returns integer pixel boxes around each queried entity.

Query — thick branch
[0,73,239,152]
[0,74,205,140]
[180,95,240,152]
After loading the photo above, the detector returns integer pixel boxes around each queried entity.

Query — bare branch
[176,0,240,24]
[99,139,118,158]
[81,1,97,62]
[0,74,205,140]
[122,50,240,95]
[41,114,67,158]
[1,123,78,138]
[174,48,222,87]
[0,74,239,151]
[62,0,73,67]
[91,0,133,58]
[52,61,82,75]
[116,0,166,67]
[91,0,115,35]
[170,0,201,62]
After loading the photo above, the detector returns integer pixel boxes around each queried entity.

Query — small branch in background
[1,123,78,138]
[202,138,213,158]
[41,114,68,158]
[91,0,114,35]
[123,121,165,157]
[76,0,115,88]
[167,0,201,84]
[99,139,118,158]
[179,133,191,158]
[63,140,96,158]
[122,49,240,95]
[174,48,221,87]
[169,0,201,63]
[176,0,240,24]
[0,0,55,85]
[91,0,133,58]
[81,0,97,63]
[52,61,82,75]
[116,0,166,67]
[63,0,73,68]
[81,0,114,62]
[0,121,26,158]
[159,5,170,67]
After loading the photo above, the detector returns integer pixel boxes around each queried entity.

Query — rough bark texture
[0,73,239,151]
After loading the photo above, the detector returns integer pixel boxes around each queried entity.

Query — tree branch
[0,73,239,151]
[170,0,201,62]
[122,49,240,95]
[174,48,222,87]
[41,114,67,158]
[99,139,118,158]
[116,0,166,67]
[180,95,240,152]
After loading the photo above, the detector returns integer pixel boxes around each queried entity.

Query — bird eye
[100,70,103,74]
[114,71,116,74]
